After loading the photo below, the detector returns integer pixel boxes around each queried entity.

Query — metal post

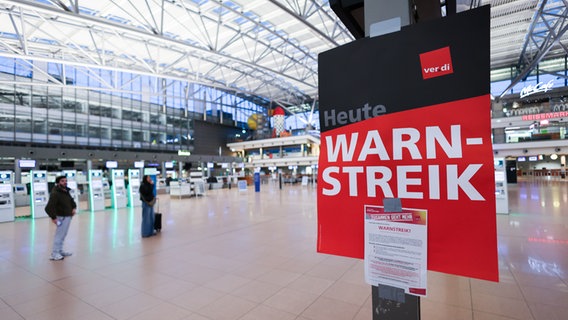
[372,198,420,320]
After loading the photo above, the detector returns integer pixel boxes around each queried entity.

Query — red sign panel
[317,95,497,281]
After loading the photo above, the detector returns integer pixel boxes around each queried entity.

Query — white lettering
[397,166,422,199]
[320,124,486,201]
[447,164,484,200]
[366,166,393,197]
[426,125,462,159]
[428,165,440,199]
[343,166,364,196]
[326,133,358,162]
[321,164,484,200]
[357,130,390,161]
[520,80,554,99]
[322,167,340,196]
[393,128,421,160]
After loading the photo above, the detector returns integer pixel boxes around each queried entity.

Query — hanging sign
[519,80,554,99]
[317,6,498,282]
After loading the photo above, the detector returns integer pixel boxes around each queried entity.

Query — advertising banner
[317,6,498,281]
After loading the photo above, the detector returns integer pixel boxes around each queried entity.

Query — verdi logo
[419,46,453,79]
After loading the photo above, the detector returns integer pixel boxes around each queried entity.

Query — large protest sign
[317,6,498,281]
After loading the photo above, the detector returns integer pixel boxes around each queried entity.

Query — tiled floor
[0,178,567,319]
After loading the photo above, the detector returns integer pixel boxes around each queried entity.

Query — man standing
[45,176,77,260]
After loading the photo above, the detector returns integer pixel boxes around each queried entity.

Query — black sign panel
[318,6,490,132]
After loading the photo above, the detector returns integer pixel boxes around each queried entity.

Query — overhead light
[551,154,558,160]
[505,127,520,131]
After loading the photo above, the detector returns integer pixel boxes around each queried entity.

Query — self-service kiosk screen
[0,184,11,193]
[130,180,140,187]
[495,171,505,182]
[91,180,103,189]
[115,180,125,188]
[68,181,78,189]
[34,183,47,191]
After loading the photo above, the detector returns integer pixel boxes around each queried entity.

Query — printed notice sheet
[364,205,428,296]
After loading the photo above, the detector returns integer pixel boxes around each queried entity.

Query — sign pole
[372,198,420,320]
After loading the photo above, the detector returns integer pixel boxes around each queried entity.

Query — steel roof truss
[8,9,27,54]
[160,52,190,74]
[500,0,568,97]
[0,0,356,105]
[24,59,64,84]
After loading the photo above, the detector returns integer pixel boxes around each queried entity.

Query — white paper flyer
[364,205,428,296]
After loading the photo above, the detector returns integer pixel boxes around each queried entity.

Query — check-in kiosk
[30,170,49,218]
[128,169,142,207]
[13,184,29,207]
[63,170,80,207]
[111,169,127,208]
[0,171,15,223]
[494,158,509,214]
[88,170,106,211]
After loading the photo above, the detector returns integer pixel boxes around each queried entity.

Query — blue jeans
[141,201,155,237]
[52,216,72,255]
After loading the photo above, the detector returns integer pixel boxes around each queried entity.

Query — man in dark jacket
[45,176,77,260]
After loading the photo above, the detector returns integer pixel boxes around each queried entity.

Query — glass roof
[0,0,354,108]
[2,0,568,109]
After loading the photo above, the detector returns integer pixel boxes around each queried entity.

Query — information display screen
[18,160,36,168]
[106,161,118,168]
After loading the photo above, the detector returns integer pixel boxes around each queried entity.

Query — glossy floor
[0,179,567,320]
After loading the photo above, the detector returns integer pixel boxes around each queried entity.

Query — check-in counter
[170,181,192,197]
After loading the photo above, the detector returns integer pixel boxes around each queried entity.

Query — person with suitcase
[139,175,157,237]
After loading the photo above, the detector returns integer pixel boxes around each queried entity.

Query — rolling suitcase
[154,198,162,232]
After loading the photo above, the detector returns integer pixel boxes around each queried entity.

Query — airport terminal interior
[1,0,568,319]
[0,179,566,320]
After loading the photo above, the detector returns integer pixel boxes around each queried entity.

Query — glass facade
[0,57,267,152]
[4,56,567,152]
